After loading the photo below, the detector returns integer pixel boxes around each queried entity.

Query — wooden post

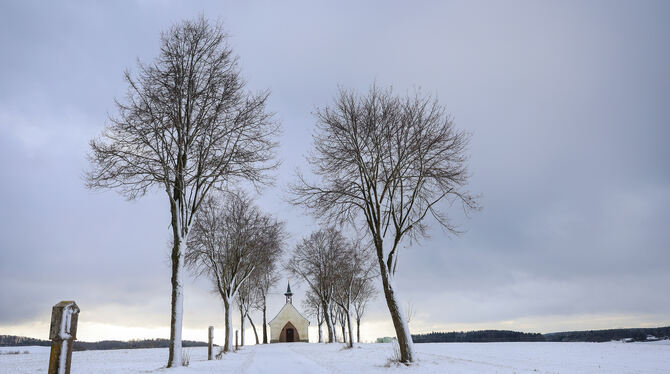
[235,330,239,351]
[207,326,214,360]
[48,301,79,374]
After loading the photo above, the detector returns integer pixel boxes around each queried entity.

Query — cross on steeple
[284,281,293,304]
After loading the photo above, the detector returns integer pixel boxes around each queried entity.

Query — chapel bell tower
[284,282,293,304]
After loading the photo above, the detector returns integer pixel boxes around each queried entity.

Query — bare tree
[186,192,284,352]
[405,301,416,325]
[250,240,283,344]
[352,277,377,343]
[286,227,346,343]
[330,302,339,343]
[302,290,325,343]
[236,279,257,346]
[332,239,376,348]
[86,17,279,367]
[336,306,347,344]
[291,85,479,362]
[248,313,260,345]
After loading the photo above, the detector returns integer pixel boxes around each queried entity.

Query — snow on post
[48,301,79,374]
[208,326,214,360]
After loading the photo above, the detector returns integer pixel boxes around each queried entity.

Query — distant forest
[0,335,210,351]
[412,330,544,343]
[544,326,670,342]
[411,326,670,343]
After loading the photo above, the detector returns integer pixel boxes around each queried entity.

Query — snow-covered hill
[2,341,669,373]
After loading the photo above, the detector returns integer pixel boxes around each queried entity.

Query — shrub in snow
[181,349,190,367]
[385,340,403,367]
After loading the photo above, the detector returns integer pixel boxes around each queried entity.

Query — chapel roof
[268,301,310,326]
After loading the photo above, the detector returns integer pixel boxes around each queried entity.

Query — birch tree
[86,17,278,367]
[186,193,283,352]
[291,85,479,362]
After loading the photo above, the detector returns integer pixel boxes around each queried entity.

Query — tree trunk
[240,306,246,346]
[262,305,268,344]
[318,321,323,343]
[248,314,259,345]
[346,308,354,348]
[378,251,415,363]
[341,323,346,344]
[167,234,185,367]
[321,300,335,343]
[356,317,361,343]
[223,296,233,352]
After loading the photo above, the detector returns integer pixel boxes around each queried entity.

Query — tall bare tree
[302,289,325,343]
[86,17,279,367]
[186,192,284,352]
[286,227,345,343]
[291,85,479,362]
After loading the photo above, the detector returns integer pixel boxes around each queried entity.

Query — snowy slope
[1,341,669,373]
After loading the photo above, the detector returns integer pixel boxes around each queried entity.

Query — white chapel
[268,282,310,343]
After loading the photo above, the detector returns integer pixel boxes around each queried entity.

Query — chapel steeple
[284,281,293,304]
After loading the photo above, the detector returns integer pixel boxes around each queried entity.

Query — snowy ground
[2,341,669,373]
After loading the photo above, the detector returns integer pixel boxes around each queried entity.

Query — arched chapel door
[280,322,299,342]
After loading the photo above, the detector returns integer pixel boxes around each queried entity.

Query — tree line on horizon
[412,330,545,343]
[544,326,670,343]
[4,325,668,350]
[410,326,670,343]
[0,336,209,351]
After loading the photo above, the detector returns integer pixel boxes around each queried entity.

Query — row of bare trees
[287,228,377,348]
[87,14,477,367]
[302,279,376,345]
[186,192,285,351]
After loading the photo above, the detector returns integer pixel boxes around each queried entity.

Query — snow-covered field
[2,341,669,373]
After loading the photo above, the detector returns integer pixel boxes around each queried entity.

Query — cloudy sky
[1,0,668,344]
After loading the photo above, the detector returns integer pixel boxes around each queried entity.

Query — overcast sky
[1,0,669,344]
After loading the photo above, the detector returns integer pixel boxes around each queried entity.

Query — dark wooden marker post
[208,326,214,360]
[48,301,79,374]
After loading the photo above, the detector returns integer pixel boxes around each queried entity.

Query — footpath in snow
[2,341,670,373]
